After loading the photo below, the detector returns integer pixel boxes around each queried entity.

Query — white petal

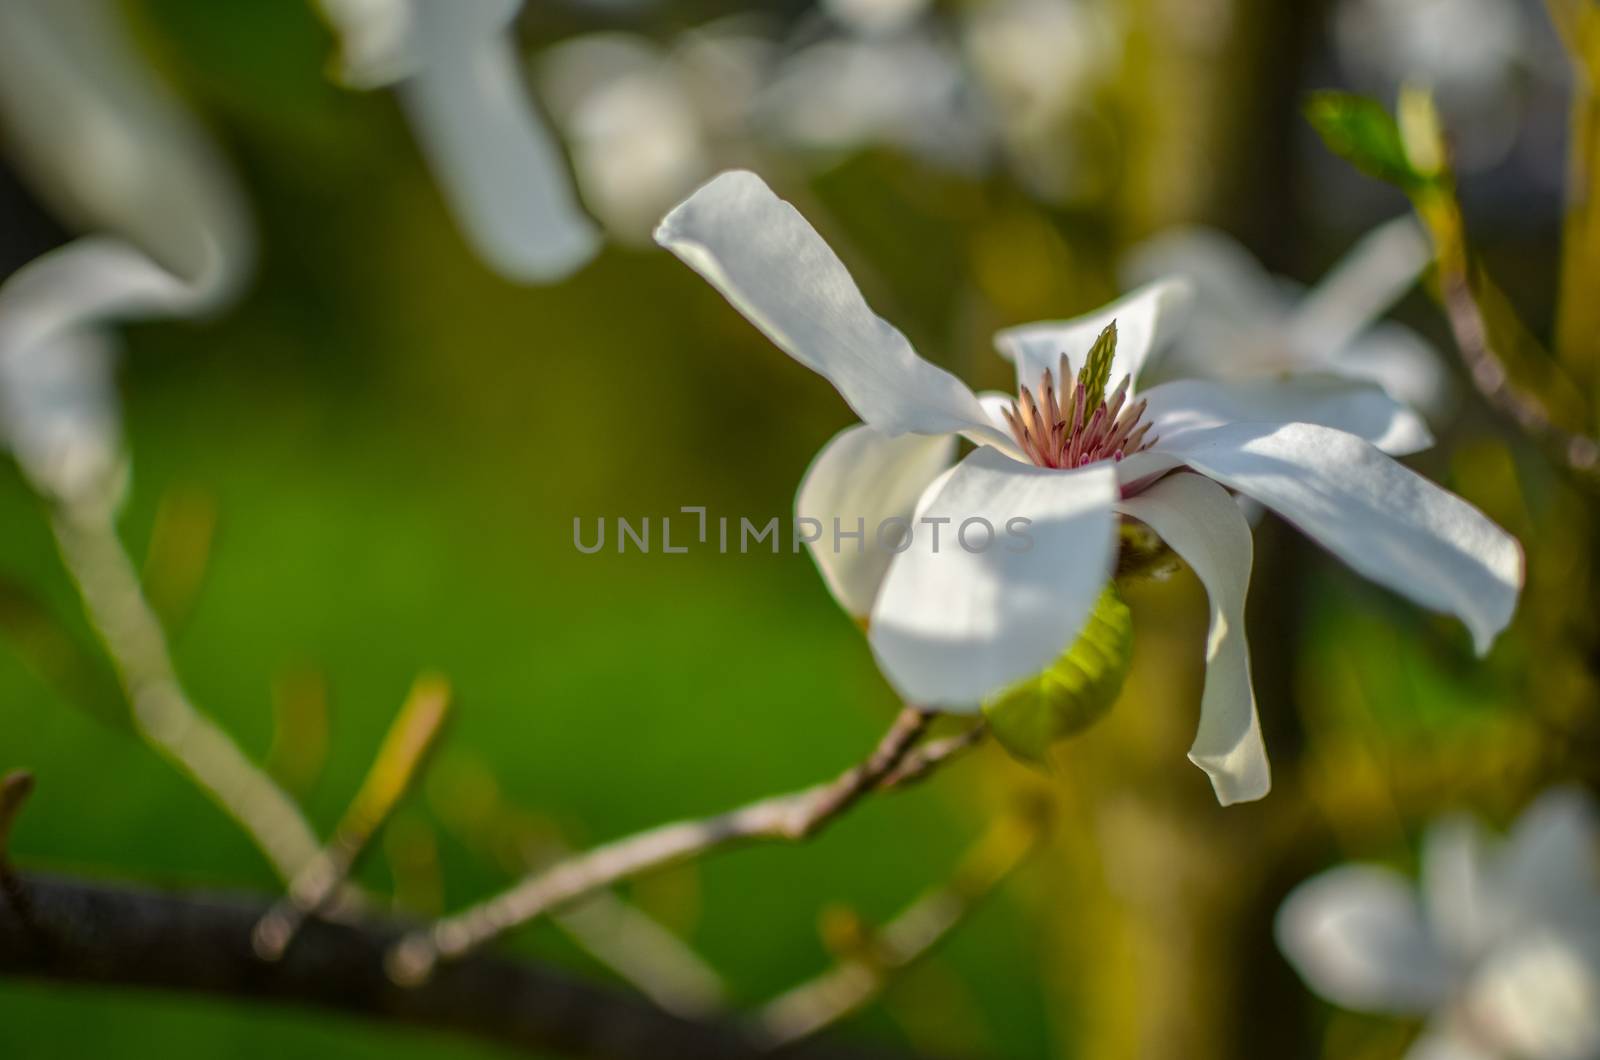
[397,8,601,283]
[0,0,252,498]
[1141,375,1434,456]
[795,424,956,619]
[656,171,1005,443]
[756,35,991,174]
[1404,1024,1500,1060]
[1153,422,1523,655]
[1276,865,1452,1014]
[1421,814,1498,963]
[1335,322,1453,419]
[315,0,425,87]
[821,0,932,35]
[1285,215,1432,364]
[1116,472,1267,804]
[1466,930,1600,1060]
[0,0,252,294]
[1497,787,1600,922]
[992,278,1192,397]
[1120,227,1284,336]
[868,447,1118,708]
[537,35,713,245]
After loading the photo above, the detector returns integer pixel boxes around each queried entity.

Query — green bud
[982,584,1134,768]
[1077,322,1118,408]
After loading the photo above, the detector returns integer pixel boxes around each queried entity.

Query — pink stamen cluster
[1002,355,1158,470]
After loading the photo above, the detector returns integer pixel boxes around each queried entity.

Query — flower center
[1002,354,1158,470]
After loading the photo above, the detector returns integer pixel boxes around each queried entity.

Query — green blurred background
[1,1,1592,1057]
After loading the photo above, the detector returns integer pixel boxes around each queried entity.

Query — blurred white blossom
[0,0,255,502]
[657,170,1522,805]
[538,20,774,244]
[755,19,993,175]
[1124,217,1451,416]
[821,0,934,37]
[1333,0,1561,171]
[1279,788,1600,1060]
[315,0,600,282]
[962,0,1121,203]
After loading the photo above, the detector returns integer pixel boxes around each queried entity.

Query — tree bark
[0,872,931,1060]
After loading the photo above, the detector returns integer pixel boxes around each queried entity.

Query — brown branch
[0,872,926,1060]
[879,725,987,790]
[1437,267,1600,479]
[388,707,957,983]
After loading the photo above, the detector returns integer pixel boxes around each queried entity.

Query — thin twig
[0,871,932,1060]
[426,756,732,1016]
[553,887,729,1018]
[1437,266,1600,478]
[879,724,987,789]
[254,674,453,959]
[49,500,327,885]
[388,706,947,984]
[755,806,1046,1047]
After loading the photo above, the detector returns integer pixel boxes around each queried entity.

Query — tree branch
[49,500,331,885]
[1436,265,1600,479]
[0,872,929,1060]
[756,804,1044,1047]
[389,708,980,983]
[254,674,453,959]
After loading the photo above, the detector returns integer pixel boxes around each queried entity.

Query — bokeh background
[0,0,1593,1057]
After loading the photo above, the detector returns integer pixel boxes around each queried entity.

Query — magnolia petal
[1116,472,1267,804]
[1465,929,1600,1060]
[0,0,253,292]
[1276,865,1452,1014]
[1140,375,1434,456]
[0,0,252,499]
[992,278,1192,397]
[1404,1025,1501,1060]
[822,0,933,35]
[868,447,1118,708]
[1154,422,1523,655]
[316,0,428,87]
[1421,814,1498,964]
[656,171,1002,441]
[796,424,957,619]
[1497,787,1600,923]
[396,3,601,283]
[537,34,712,245]
[1336,322,1453,419]
[1286,214,1432,364]
[1121,227,1283,336]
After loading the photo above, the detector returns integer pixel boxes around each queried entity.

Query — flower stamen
[1003,328,1158,470]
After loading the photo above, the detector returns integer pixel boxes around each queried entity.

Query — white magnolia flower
[315,0,599,282]
[656,170,1523,805]
[538,22,773,244]
[0,0,254,501]
[1123,217,1450,415]
[1279,789,1600,1059]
